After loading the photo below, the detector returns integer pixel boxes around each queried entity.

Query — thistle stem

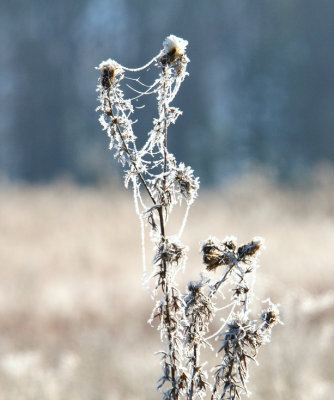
[105,90,156,206]
[188,343,198,400]
[159,67,179,398]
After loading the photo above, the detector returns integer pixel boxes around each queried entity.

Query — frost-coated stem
[162,70,168,178]
[106,95,156,206]
[155,67,178,397]
[158,203,179,399]
[210,264,235,298]
[164,267,178,399]
[188,343,198,400]
[161,70,180,398]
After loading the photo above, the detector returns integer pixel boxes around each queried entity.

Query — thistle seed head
[96,59,123,88]
[201,239,225,271]
[154,239,187,266]
[261,306,280,328]
[187,280,203,294]
[201,238,237,271]
[160,35,188,65]
[174,163,199,204]
[237,238,264,261]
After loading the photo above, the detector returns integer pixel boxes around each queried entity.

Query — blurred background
[1,0,334,184]
[0,0,334,399]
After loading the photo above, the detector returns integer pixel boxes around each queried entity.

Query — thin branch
[104,91,156,206]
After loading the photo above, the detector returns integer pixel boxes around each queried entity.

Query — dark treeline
[0,0,333,185]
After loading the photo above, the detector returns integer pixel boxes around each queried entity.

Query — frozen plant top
[163,35,188,54]
[95,34,196,217]
[163,35,188,56]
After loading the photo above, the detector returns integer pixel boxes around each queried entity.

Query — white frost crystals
[163,34,189,56]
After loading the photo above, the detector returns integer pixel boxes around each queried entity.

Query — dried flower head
[96,59,124,88]
[154,238,188,266]
[174,163,199,204]
[187,280,203,294]
[261,304,280,328]
[185,283,213,323]
[237,238,264,261]
[163,34,188,56]
[160,34,189,65]
[201,237,237,271]
[201,239,224,271]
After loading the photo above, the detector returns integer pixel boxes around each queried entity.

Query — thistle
[96,34,280,400]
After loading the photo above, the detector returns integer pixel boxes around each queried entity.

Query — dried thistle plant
[96,35,280,400]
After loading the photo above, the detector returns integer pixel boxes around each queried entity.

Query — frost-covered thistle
[96,35,279,400]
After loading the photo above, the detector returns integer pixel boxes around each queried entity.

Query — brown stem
[163,266,178,398]
[157,204,178,398]
[160,68,179,399]
[188,343,198,400]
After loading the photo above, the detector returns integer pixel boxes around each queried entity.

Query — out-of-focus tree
[1,0,91,181]
[0,0,333,185]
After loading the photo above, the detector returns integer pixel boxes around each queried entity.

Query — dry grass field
[0,171,333,399]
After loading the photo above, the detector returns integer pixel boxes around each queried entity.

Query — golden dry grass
[0,171,333,399]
